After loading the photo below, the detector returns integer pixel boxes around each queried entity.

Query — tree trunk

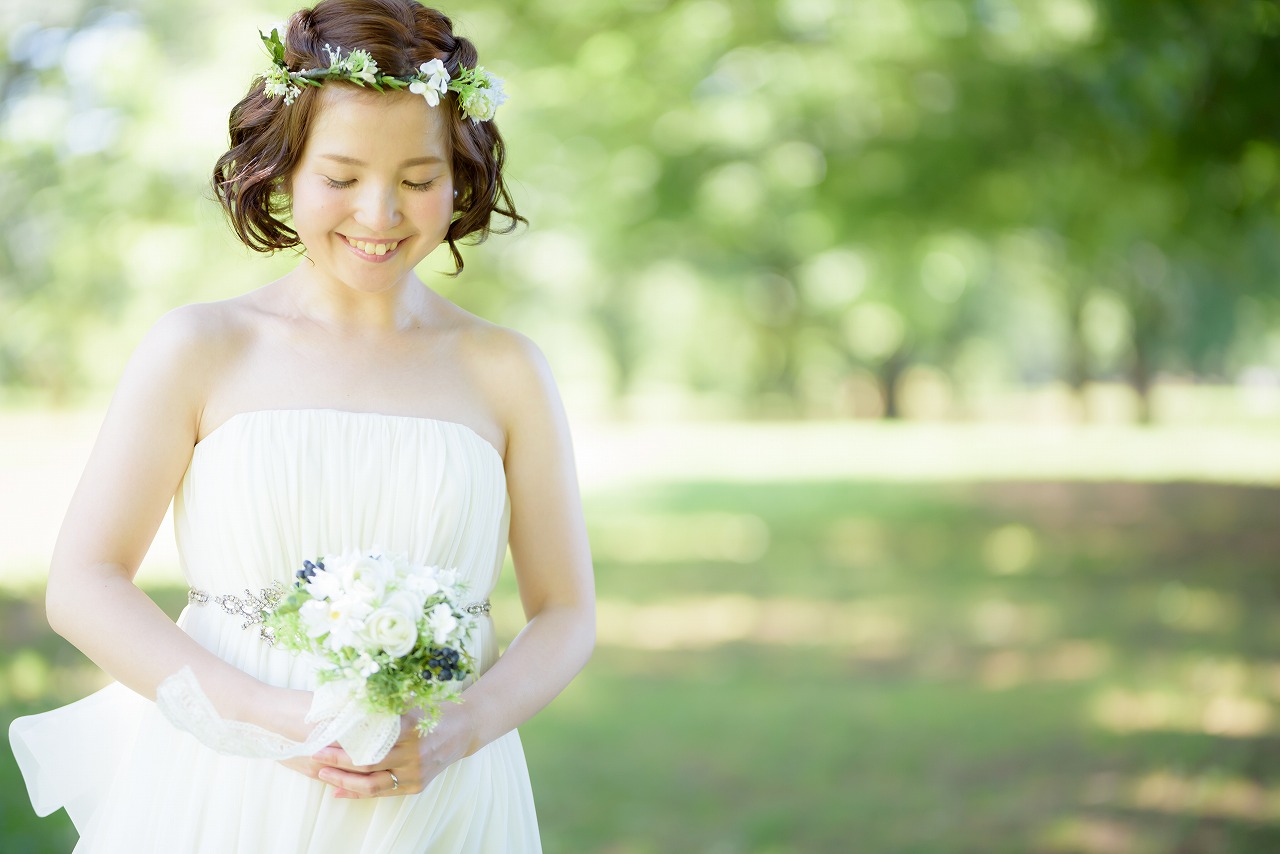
[1129,328,1154,425]
[878,348,909,419]
[1065,292,1092,423]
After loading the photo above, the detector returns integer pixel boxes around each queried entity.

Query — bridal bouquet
[265,550,479,739]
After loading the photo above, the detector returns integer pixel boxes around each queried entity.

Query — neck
[282,263,429,335]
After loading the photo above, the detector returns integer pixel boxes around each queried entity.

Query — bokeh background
[4,0,1280,851]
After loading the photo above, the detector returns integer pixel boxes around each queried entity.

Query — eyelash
[322,177,436,192]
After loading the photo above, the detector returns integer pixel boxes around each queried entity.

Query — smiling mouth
[341,235,402,257]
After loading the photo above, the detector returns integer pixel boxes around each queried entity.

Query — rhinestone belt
[187,583,492,645]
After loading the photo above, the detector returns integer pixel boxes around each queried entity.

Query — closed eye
[322,177,437,192]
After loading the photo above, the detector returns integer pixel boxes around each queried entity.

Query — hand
[308,702,479,799]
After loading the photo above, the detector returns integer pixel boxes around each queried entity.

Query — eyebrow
[319,154,446,167]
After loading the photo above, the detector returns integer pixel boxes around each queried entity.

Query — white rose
[346,555,392,602]
[362,606,418,658]
[384,589,426,621]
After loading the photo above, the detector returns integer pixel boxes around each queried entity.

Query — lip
[339,234,405,263]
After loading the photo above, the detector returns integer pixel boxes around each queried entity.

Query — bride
[9,1,595,851]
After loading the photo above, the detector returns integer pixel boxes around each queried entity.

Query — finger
[311,746,373,771]
[278,755,323,780]
[318,767,381,796]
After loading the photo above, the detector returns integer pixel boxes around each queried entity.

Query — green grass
[4,480,1280,852]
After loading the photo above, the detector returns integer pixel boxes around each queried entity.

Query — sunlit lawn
[3,416,1280,852]
[518,479,1280,853]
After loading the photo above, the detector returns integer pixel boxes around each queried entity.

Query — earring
[454,190,459,198]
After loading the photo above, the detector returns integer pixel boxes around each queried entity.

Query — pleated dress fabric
[9,408,541,853]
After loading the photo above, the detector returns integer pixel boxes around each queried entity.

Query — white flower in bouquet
[298,594,372,649]
[404,570,440,599]
[265,550,479,739]
[426,602,460,645]
[354,651,381,678]
[361,607,417,658]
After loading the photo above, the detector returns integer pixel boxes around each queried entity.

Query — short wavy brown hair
[212,0,524,275]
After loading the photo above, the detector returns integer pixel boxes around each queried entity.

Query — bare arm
[459,330,596,748]
[45,307,309,737]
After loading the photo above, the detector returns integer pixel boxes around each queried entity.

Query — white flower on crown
[460,85,502,123]
[344,49,380,85]
[422,59,451,93]
[409,59,450,106]
[257,32,505,121]
[260,66,302,105]
[458,68,507,123]
[408,80,440,106]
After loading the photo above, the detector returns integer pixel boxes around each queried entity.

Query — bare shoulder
[459,317,550,381]
[141,300,242,359]
[452,316,559,422]
[142,298,250,364]
[430,306,567,461]
[125,297,259,427]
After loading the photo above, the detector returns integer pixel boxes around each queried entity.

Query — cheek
[291,195,344,245]
[418,192,455,231]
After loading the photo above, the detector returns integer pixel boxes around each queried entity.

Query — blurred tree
[4,0,1280,420]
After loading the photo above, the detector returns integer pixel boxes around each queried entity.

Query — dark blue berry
[296,560,321,584]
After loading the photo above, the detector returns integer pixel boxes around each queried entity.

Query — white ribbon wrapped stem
[155,666,401,767]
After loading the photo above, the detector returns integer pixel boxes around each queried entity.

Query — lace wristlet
[155,666,401,766]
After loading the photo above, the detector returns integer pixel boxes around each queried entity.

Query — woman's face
[289,85,455,293]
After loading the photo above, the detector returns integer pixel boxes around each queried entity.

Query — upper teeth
[350,239,398,256]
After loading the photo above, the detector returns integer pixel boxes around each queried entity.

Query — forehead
[301,85,450,163]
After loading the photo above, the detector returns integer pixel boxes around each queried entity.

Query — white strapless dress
[9,408,541,853]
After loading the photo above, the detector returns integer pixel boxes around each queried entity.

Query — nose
[352,182,403,233]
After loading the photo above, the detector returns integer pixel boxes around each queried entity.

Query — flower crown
[256,28,507,123]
